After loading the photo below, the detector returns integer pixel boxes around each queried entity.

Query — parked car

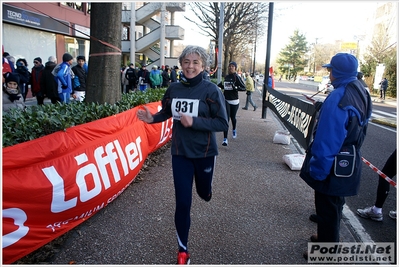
[255,74,264,82]
[308,76,314,81]
[318,75,334,94]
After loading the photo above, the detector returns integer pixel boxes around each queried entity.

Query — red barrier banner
[2,102,173,264]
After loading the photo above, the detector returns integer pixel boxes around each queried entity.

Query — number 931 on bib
[172,98,200,120]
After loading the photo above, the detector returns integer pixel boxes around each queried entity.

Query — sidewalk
[370,96,397,128]
[45,91,358,265]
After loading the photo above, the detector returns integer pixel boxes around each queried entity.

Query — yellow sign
[341,42,358,50]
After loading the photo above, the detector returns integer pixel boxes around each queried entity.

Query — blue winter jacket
[300,78,372,196]
[56,62,72,94]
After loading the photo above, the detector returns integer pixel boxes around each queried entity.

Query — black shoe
[303,251,308,260]
[309,214,318,223]
[242,107,248,110]
[203,192,212,202]
[310,234,318,242]
[253,106,257,111]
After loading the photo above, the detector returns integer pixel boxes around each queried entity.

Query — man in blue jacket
[300,53,372,258]
[56,53,74,103]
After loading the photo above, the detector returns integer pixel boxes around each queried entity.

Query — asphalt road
[19,82,396,265]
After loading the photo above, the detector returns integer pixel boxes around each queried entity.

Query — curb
[371,117,397,128]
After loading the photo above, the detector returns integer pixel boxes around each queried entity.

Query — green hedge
[2,88,166,148]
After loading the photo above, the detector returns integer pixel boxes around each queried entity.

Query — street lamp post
[252,29,257,75]
[313,38,318,74]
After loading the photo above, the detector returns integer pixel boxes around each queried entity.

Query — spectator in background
[170,66,179,83]
[149,65,162,89]
[121,65,128,93]
[15,58,30,102]
[357,72,369,93]
[40,56,60,104]
[202,66,211,80]
[162,65,171,87]
[2,53,13,84]
[4,53,16,73]
[71,55,87,102]
[137,64,150,89]
[125,63,137,92]
[48,56,57,64]
[3,72,25,111]
[30,57,45,105]
[379,77,388,100]
[56,53,74,104]
[242,72,257,111]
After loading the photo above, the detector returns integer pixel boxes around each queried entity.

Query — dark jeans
[127,81,137,92]
[315,191,345,242]
[380,89,387,99]
[36,95,45,105]
[375,149,397,208]
[50,97,61,104]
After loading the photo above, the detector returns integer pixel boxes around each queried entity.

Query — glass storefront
[64,36,90,65]
[3,23,56,67]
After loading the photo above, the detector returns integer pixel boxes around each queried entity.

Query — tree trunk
[85,3,122,104]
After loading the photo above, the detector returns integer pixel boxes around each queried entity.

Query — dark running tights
[375,149,397,208]
[223,101,239,138]
[172,155,215,252]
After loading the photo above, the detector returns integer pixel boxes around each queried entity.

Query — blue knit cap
[322,53,358,79]
[229,61,237,69]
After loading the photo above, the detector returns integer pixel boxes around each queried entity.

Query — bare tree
[85,3,122,104]
[185,2,269,75]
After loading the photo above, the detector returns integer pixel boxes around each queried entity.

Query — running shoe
[389,210,396,220]
[356,206,383,221]
[222,138,228,146]
[177,251,190,265]
[232,130,237,138]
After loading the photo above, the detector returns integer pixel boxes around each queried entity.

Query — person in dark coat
[162,65,171,87]
[40,59,60,104]
[30,57,45,105]
[170,66,179,83]
[71,55,87,102]
[125,63,137,92]
[14,58,30,102]
[137,64,150,88]
[379,77,388,100]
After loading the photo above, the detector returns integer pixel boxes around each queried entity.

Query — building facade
[2,2,185,69]
[2,2,91,66]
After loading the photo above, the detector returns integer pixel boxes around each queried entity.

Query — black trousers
[375,149,397,208]
[315,191,345,242]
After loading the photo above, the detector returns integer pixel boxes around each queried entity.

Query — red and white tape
[361,157,396,188]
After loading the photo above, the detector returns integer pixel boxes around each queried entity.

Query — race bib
[171,98,200,120]
[224,82,233,90]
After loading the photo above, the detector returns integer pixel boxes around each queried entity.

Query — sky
[175,1,379,63]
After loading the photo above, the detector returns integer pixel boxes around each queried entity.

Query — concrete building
[2,2,185,68]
